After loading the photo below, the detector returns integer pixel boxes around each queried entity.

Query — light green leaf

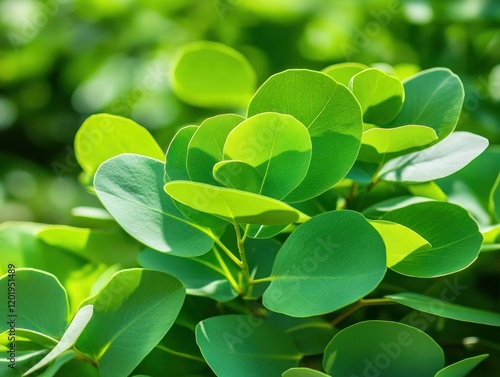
[138,248,238,302]
[322,62,368,86]
[283,368,330,377]
[196,315,301,377]
[76,269,185,377]
[407,181,448,201]
[0,329,57,351]
[378,132,489,183]
[37,225,139,267]
[213,160,262,193]
[382,201,483,277]
[165,125,198,181]
[384,68,464,140]
[223,112,312,199]
[358,125,438,163]
[245,223,289,239]
[248,69,363,202]
[434,354,489,377]
[263,211,386,317]
[323,321,444,377]
[75,114,164,177]
[94,154,214,257]
[172,41,256,107]
[164,181,309,225]
[186,114,244,185]
[387,292,500,326]
[24,305,94,376]
[349,68,404,124]
[362,196,433,219]
[0,268,68,338]
[369,220,432,268]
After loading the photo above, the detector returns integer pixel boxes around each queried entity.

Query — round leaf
[434,354,489,377]
[213,160,262,193]
[172,41,256,108]
[165,125,198,182]
[95,154,214,256]
[323,321,445,377]
[164,181,309,225]
[76,269,185,377]
[263,211,386,317]
[196,315,301,377]
[248,69,363,202]
[382,201,483,277]
[223,112,312,199]
[322,62,368,86]
[283,368,330,377]
[75,114,164,177]
[349,68,404,124]
[383,68,464,140]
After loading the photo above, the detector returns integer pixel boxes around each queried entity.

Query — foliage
[1,40,499,376]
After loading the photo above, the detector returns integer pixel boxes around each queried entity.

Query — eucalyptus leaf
[76,269,185,377]
[213,160,262,193]
[283,368,330,377]
[172,41,256,107]
[322,62,368,86]
[263,211,386,317]
[387,292,500,326]
[378,132,489,183]
[95,154,214,256]
[196,315,302,377]
[434,354,489,377]
[323,321,445,377]
[248,69,363,201]
[165,125,198,181]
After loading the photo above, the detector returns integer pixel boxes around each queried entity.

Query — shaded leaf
[434,354,489,377]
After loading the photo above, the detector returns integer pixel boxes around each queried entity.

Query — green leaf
[95,154,214,256]
[322,62,368,86]
[263,211,386,317]
[165,125,198,181]
[164,181,309,225]
[245,223,289,239]
[378,132,489,183]
[0,268,68,338]
[24,305,94,376]
[138,248,239,302]
[0,329,57,351]
[213,160,262,193]
[245,237,281,299]
[36,351,76,377]
[186,114,244,185]
[323,321,444,377]
[384,68,464,140]
[248,69,363,202]
[75,114,164,178]
[196,315,301,377]
[358,125,438,163]
[223,112,312,199]
[172,41,256,107]
[349,68,404,124]
[362,196,433,219]
[382,201,483,277]
[434,354,489,377]
[369,220,432,268]
[387,292,500,326]
[76,269,185,377]
[36,225,139,267]
[283,368,330,377]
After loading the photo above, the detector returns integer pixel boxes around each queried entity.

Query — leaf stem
[330,298,396,327]
[234,222,251,292]
[249,276,274,284]
[212,245,241,294]
[213,237,243,268]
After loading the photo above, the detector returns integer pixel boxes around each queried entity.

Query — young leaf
[323,321,444,377]
[186,114,244,185]
[349,68,404,124]
[358,125,438,163]
[263,211,386,317]
[382,201,483,277]
[248,69,363,202]
[172,41,256,107]
[0,268,68,338]
[223,112,312,199]
[94,154,214,257]
[24,305,94,376]
[164,181,309,225]
[33,351,76,377]
[213,160,262,193]
[76,269,185,377]
[283,368,331,377]
[75,114,164,178]
[138,248,239,302]
[196,315,302,377]
[165,125,198,181]
[378,132,489,183]
[383,68,464,140]
[386,292,500,326]
[322,62,368,86]
[434,354,489,377]
[369,220,432,268]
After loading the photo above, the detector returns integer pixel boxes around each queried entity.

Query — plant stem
[234,222,251,292]
[330,298,396,327]
[212,245,241,294]
[250,276,274,284]
[213,237,243,268]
